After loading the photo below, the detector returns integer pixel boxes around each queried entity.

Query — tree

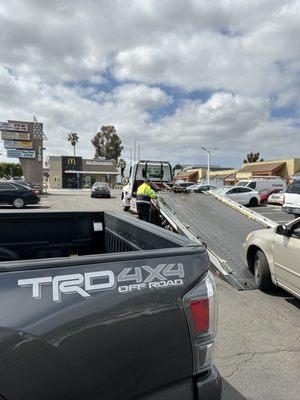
[118,158,126,177]
[91,125,123,160]
[243,152,264,163]
[0,162,22,179]
[68,132,79,156]
[173,163,183,171]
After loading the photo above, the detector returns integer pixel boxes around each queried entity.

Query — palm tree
[68,132,79,156]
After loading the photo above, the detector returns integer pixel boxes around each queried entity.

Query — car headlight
[245,232,252,241]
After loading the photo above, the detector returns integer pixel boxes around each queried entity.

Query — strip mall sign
[1,131,31,141]
[4,140,33,150]
[0,122,28,132]
[7,149,36,159]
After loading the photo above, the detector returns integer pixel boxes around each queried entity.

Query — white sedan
[243,218,300,298]
[214,186,260,207]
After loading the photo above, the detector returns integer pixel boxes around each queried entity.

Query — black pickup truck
[0,212,221,400]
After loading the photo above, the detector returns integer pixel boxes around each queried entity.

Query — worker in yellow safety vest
[136,179,157,221]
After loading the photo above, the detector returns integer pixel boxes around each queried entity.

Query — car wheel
[254,250,273,291]
[249,197,259,207]
[123,205,130,211]
[12,197,25,209]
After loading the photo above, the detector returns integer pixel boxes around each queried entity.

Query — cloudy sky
[0,0,300,168]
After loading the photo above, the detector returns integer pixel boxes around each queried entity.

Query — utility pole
[201,146,218,185]
[133,137,136,162]
[130,148,133,167]
[137,145,140,161]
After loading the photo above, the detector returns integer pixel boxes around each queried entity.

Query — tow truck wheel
[254,250,273,291]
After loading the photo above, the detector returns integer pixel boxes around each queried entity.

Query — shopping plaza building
[48,156,118,188]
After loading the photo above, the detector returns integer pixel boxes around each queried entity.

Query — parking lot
[0,189,299,399]
[0,189,123,213]
[250,204,295,224]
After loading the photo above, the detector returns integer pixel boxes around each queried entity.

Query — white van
[235,177,286,192]
[282,180,300,216]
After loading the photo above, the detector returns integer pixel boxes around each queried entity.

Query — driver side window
[291,222,300,239]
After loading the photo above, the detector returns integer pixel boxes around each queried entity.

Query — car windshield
[286,181,300,194]
[259,189,269,194]
[93,183,108,188]
[215,188,228,195]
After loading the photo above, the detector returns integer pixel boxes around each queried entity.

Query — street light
[201,146,218,185]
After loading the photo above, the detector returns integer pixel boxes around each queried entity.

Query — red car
[259,188,281,204]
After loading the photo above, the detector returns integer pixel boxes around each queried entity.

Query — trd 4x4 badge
[18,263,185,302]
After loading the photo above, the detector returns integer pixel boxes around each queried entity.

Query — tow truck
[122,160,174,212]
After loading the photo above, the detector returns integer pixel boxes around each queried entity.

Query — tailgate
[0,246,210,400]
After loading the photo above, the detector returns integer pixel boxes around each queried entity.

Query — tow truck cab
[122,160,173,211]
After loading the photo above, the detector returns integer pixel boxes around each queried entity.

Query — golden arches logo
[67,158,76,165]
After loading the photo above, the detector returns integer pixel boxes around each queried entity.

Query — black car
[91,182,111,198]
[11,180,44,194]
[0,181,40,208]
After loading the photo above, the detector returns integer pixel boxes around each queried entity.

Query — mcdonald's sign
[61,156,83,188]
[67,158,76,166]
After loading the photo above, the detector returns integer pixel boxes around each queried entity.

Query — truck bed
[160,192,264,289]
[0,211,194,265]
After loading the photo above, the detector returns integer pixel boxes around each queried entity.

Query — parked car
[243,218,300,298]
[282,180,300,216]
[186,184,217,193]
[216,186,260,206]
[173,181,197,193]
[259,188,281,204]
[11,179,44,194]
[0,181,40,208]
[0,211,221,399]
[267,191,284,206]
[91,182,111,198]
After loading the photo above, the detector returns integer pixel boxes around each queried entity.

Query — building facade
[211,158,300,186]
[48,156,118,189]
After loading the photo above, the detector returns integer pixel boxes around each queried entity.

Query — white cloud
[0,0,299,167]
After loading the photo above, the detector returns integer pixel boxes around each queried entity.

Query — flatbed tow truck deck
[159,192,267,290]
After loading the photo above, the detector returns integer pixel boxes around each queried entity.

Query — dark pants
[136,202,150,222]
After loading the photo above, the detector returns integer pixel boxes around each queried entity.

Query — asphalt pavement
[0,189,123,213]
[249,204,295,224]
[0,189,299,399]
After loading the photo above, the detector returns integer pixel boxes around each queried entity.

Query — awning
[64,170,118,175]
[238,162,285,175]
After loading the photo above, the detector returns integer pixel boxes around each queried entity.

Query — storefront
[48,156,118,189]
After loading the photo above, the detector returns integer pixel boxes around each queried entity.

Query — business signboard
[0,122,28,132]
[7,149,36,159]
[4,140,33,150]
[62,156,83,188]
[84,160,114,166]
[1,131,31,141]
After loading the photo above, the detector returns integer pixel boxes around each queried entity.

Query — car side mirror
[275,224,290,236]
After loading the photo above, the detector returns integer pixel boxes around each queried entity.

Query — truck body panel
[0,212,220,400]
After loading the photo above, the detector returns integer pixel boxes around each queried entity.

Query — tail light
[32,189,39,195]
[183,271,217,374]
